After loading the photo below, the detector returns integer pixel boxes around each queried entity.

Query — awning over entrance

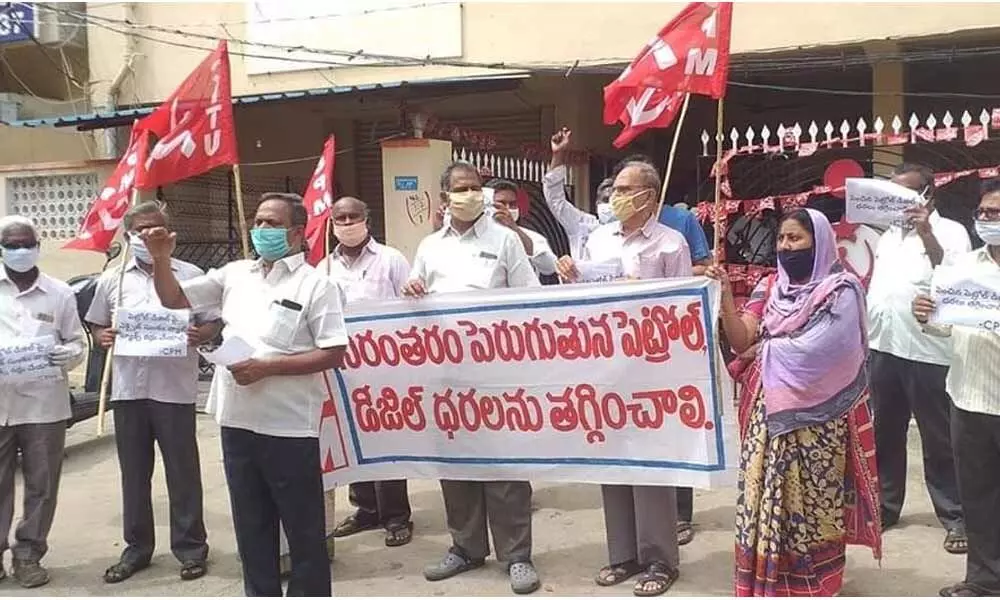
[4,73,530,130]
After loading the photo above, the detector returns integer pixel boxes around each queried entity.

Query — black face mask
[778,247,815,282]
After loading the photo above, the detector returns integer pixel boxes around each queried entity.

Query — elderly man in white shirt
[0,216,84,588]
[912,178,1000,597]
[556,161,692,597]
[487,179,558,278]
[142,192,348,597]
[318,196,415,548]
[404,161,542,595]
[86,202,222,585]
[868,163,971,554]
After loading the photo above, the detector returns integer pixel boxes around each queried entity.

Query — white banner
[845,177,924,228]
[931,264,1000,331]
[318,278,736,490]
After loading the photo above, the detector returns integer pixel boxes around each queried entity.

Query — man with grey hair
[85,201,222,584]
[0,215,85,588]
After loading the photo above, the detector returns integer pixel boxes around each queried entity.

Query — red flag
[135,41,238,189]
[303,136,336,266]
[604,2,733,148]
[64,128,150,252]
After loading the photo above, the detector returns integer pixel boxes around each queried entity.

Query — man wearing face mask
[554,162,692,596]
[403,162,542,595]
[0,216,85,588]
[911,179,1000,597]
[316,196,414,548]
[85,202,222,585]
[867,163,971,555]
[141,192,348,597]
[488,179,558,277]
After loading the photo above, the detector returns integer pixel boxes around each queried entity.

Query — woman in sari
[706,208,882,597]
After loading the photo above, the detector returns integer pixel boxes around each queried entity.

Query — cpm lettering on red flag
[604,2,733,148]
[303,136,336,266]
[135,40,238,189]
[63,128,150,252]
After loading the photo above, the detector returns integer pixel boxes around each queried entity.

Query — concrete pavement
[0,413,966,597]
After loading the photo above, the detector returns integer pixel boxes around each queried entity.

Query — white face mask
[508,208,520,222]
[597,202,617,225]
[2,246,40,273]
[975,220,1000,246]
[129,233,154,264]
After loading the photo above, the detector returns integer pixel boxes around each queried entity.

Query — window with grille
[5,172,100,240]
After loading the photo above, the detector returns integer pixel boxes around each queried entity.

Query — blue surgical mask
[2,246,39,273]
[597,202,617,225]
[251,227,290,261]
[128,233,154,264]
[975,220,1000,246]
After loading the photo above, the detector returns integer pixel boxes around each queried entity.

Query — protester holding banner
[319,196,415,548]
[0,216,85,588]
[867,163,971,553]
[142,193,348,597]
[404,161,542,595]
[488,179,558,277]
[554,161,691,596]
[85,202,222,585]
[912,179,1000,597]
[706,208,880,597]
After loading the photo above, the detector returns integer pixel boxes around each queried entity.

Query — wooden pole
[656,93,692,217]
[232,164,251,260]
[95,188,139,436]
[711,98,726,265]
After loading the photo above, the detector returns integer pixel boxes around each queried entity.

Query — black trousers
[676,488,693,524]
[348,480,411,529]
[952,406,1000,593]
[869,350,963,530]
[221,427,330,597]
[114,400,207,566]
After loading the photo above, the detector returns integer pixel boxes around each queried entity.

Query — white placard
[114,308,190,358]
[845,177,925,228]
[576,258,625,284]
[319,277,736,490]
[931,265,1000,331]
[0,335,60,382]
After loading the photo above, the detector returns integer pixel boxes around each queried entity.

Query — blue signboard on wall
[394,176,418,191]
[0,3,36,44]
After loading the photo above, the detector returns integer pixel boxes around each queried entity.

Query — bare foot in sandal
[596,560,643,586]
[944,529,969,555]
[633,562,679,597]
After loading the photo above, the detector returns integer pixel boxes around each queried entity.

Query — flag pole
[232,164,251,260]
[711,98,725,265]
[656,93,692,218]
[96,187,140,436]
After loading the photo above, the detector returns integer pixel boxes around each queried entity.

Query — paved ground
[0,407,966,597]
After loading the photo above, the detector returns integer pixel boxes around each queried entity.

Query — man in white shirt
[543,129,613,260]
[912,178,1000,597]
[142,193,348,597]
[867,163,971,553]
[403,161,542,595]
[0,216,85,588]
[555,161,691,596]
[487,179,558,278]
[318,196,414,548]
[86,202,222,585]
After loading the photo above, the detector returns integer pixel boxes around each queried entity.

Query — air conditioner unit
[0,3,86,49]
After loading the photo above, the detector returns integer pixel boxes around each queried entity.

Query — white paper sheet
[0,335,60,382]
[199,335,255,367]
[845,177,924,228]
[576,258,625,283]
[114,307,190,358]
[931,265,1000,330]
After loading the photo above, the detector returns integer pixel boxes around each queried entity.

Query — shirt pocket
[259,299,306,350]
[468,251,500,289]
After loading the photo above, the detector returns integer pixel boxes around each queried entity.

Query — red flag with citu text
[63,127,151,252]
[604,2,733,148]
[134,40,239,189]
[303,136,336,266]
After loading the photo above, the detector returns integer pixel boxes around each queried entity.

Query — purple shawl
[760,209,869,436]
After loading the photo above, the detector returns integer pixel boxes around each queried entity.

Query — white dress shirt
[86,258,219,405]
[543,165,599,260]
[867,211,971,365]
[584,216,693,280]
[0,270,85,425]
[923,248,1000,416]
[316,238,410,305]
[521,227,558,276]
[182,253,349,438]
[410,215,541,293]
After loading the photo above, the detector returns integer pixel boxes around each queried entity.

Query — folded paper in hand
[200,335,255,366]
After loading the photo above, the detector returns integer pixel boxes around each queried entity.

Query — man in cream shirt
[404,161,542,595]
[0,216,84,588]
[142,193,348,597]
